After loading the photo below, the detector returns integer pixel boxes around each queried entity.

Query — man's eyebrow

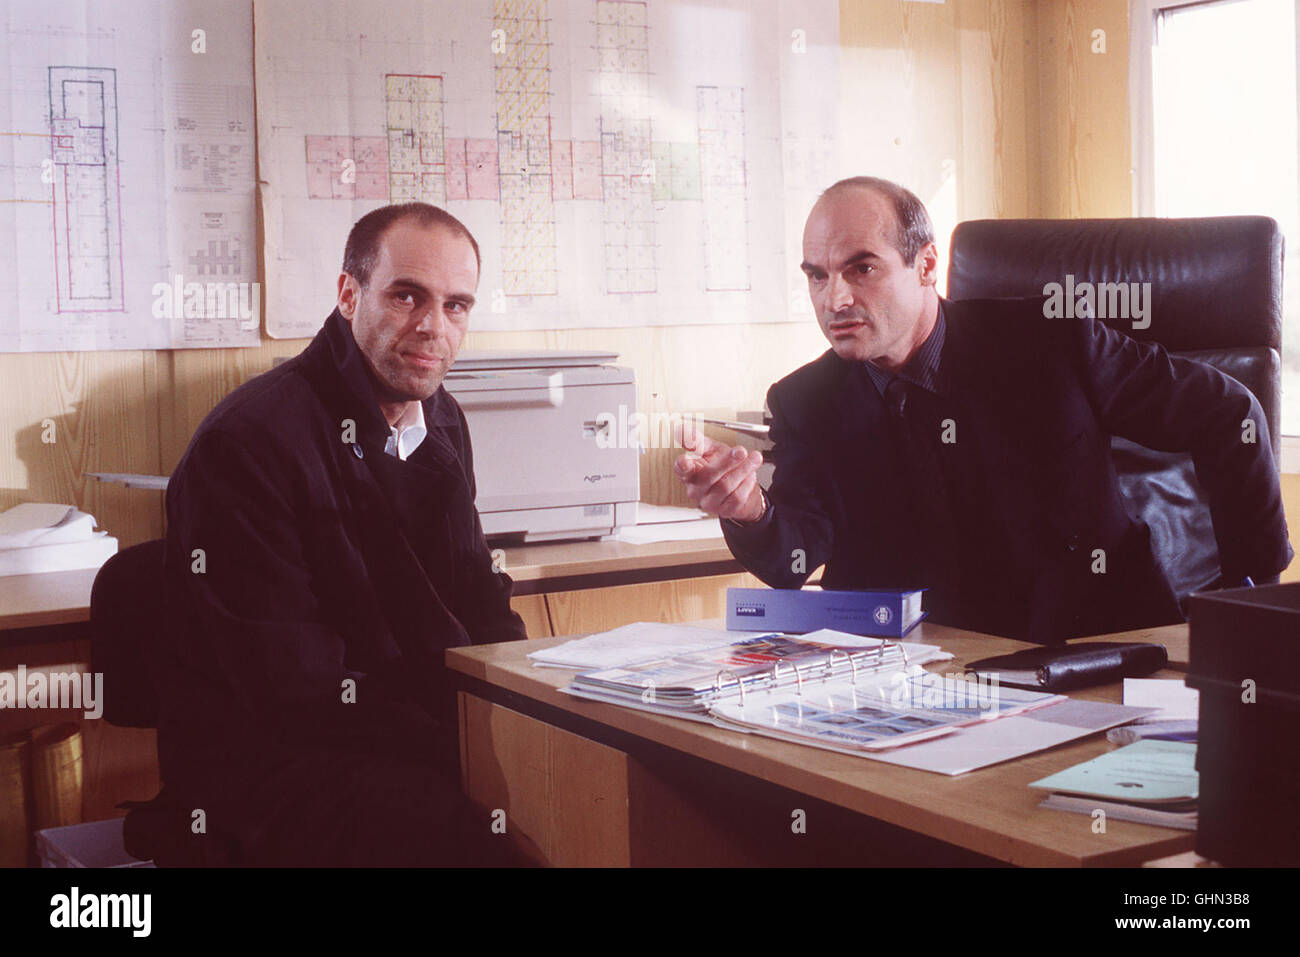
[386,276,431,294]
[384,277,476,308]
[841,250,881,267]
[801,250,881,274]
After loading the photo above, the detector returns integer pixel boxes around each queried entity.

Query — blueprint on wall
[256,0,841,337]
[0,0,258,351]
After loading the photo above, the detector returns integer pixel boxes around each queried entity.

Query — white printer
[443,351,639,542]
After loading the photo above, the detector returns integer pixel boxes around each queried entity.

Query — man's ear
[916,242,939,286]
[337,273,358,320]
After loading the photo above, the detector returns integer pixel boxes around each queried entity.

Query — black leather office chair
[90,540,238,865]
[947,216,1285,606]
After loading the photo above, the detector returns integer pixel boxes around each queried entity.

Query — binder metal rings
[714,669,746,705]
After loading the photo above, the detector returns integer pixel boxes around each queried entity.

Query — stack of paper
[1030,740,1199,830]
[0,504,118,577]
[1106,678,1200,745]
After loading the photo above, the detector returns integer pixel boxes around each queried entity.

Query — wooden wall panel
[955,0,1036,221]
[1031,0,1131,217]
[837,0,1035,292]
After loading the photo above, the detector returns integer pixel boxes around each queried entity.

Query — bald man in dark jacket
[154,205,530,865]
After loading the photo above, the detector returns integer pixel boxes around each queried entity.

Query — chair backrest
[90,539,167,728]
[947,216,1284,603]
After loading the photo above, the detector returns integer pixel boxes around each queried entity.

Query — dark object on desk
[965,642,1167,691]
[949,215,1287,610]
[1187,583,1300,867]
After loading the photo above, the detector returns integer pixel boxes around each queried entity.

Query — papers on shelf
[614,519,723,544]
[612,505,721,544]
[0,504,93,549]
[0,504,118,577]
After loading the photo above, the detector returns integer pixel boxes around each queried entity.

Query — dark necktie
[883,378,959,591]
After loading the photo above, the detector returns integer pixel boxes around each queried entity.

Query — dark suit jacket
[723,297,1291,643]
[157,308,526,855]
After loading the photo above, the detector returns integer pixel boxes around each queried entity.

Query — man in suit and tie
[675,177,1291,643]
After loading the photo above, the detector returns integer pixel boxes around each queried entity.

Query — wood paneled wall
[1030,0,1132,218]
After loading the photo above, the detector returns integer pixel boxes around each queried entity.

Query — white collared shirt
[383,401,428,461]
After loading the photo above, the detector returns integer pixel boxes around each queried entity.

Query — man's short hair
[821,176,935,266]
[341,202,481,287]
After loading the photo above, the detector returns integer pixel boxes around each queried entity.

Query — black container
[1186,583,1300,866]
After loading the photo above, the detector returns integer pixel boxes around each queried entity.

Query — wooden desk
[449,622,1196,867]
[0,569,99,655]
[0,536,749,642]
[500,536,741,595]
[0,568,101,632]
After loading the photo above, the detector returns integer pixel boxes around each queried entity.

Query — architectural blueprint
[256,0,840,336]
[0,0,257,351]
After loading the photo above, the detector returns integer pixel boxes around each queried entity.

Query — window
[1133,0,1300,440]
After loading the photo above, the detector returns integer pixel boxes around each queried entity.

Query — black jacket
[723,297,1291,643]
[157,309,525,834]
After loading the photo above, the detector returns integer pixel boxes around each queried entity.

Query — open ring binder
[564,628,1068,759]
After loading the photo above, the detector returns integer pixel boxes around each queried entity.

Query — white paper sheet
[614,517,722,544]
[1123,678,1200,721]
[529,621,737,670]
[0,503,102,549]
[863,699,1160,776]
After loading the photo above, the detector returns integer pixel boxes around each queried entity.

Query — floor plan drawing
[1,0,258,351]
[256,0,839,334]
[48,66,124,314]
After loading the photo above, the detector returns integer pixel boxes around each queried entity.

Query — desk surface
[0,535,740,631]
[500,535,738,591]
[447,621,1195,867]
[0,567,101,630]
